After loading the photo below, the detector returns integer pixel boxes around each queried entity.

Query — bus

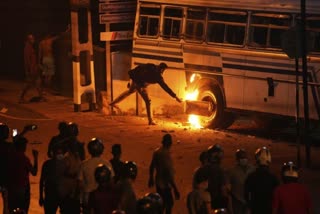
[127,0,320,128]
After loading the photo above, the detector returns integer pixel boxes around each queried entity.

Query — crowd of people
[0,121,314,214]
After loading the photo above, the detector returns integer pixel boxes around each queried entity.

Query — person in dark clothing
[136,193,163,214]
[110,144,125,182]
[58,140,82,214]
[64,122,85,161]
[39,145,66,214]
[0,123,13,214]
[206,144,232,213]
[109,63,182,125]
[47,121,68,158]
[117,161,138,214]
[88,164,119,214]
[7,137,38,214]
[148,134,180,214]
[244,146,279,214]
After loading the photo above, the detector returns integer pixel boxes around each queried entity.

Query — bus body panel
[130,0,320,125]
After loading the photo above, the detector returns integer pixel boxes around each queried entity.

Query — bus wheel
[198,85,225,128]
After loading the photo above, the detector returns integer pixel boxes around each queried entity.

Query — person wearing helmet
[148,134,180,214]
[244,147,279,214]
[144,192,163,214]
[0,123,13,214]
[213,208,228,214]
[39,144,67,214]
[272,161,313,214]
[109,62,182,125]
[11,208,27,214]
[110,144,125,182]
[187,167,211,214]
[227,149,255,214]
[136,193,163,214]
[78,138,114,213]
[47,121,69,158]
[7,137,38,214]
[58,136,83,214]
[117,161,138,214]
[199,150,209,166]
[64,122,85,160]
[206,144,231,212]
[112,210,126,214]
[88,164,118,214]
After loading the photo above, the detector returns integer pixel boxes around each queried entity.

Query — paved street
[1,78,320,213]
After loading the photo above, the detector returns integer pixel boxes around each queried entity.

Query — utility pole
[300,0,311,167]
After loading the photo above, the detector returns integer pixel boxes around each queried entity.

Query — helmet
[214,208,228,214]
[207,144,224,163]
[95,164,112,184]
[67,122,79,137]
[235,149,247,160]
[159,62,168,70]
[112,210,125,214]
[11,208,26,214]
[162,134,172,147]
[136,196,157,214]
[199,151,209,164]
[0,123,9,140]
[88,137,104,157]
[145,192,163,212]
[282,161,299,178]
[255,146,271,166]
[123,161,138,180]
[112,144,122,155]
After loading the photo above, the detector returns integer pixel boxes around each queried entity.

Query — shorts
[41,57,55,76]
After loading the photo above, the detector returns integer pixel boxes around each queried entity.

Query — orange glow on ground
[185,89,203,128]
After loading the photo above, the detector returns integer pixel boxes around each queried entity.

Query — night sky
[0,0,70,76]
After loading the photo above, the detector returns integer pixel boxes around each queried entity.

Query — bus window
[163,7,183,39]
[207,10,247,46]
[138,6,161,37]
[249,13,290,49]
[185,8,206,42]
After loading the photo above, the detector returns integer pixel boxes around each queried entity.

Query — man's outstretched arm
[158,77,182,103]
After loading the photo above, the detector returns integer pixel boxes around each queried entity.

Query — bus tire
[198,85,229,129]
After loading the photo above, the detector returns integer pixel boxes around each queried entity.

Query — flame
[185,89,203,128]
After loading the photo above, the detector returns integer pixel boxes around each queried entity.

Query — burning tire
[198,85,234,129]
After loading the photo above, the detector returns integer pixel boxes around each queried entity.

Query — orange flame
[185,89,203,128]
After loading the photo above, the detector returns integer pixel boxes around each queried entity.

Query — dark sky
[0,0,70,75]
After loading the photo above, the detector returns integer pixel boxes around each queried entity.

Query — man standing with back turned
[109,63,182,125]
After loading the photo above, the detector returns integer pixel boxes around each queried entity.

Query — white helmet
[255,147,271,166]
[282,161,299,178]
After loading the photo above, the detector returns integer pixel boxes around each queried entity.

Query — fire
[185,89,203,128]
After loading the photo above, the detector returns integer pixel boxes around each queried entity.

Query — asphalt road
[1,79,320,213]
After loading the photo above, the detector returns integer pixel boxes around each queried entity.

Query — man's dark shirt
[207,163,228,209]
[128,63,176,98]
[0,140,13,187]
[40,158,65,198]
[244,166,279,214]
[110,158,125,182]
[88,184,119,214]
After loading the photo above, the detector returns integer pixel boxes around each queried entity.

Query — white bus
[128,0,320,128]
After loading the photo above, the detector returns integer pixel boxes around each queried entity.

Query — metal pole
[295,58,301,167]
[300,0,311,167]
[106,23,113,113]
